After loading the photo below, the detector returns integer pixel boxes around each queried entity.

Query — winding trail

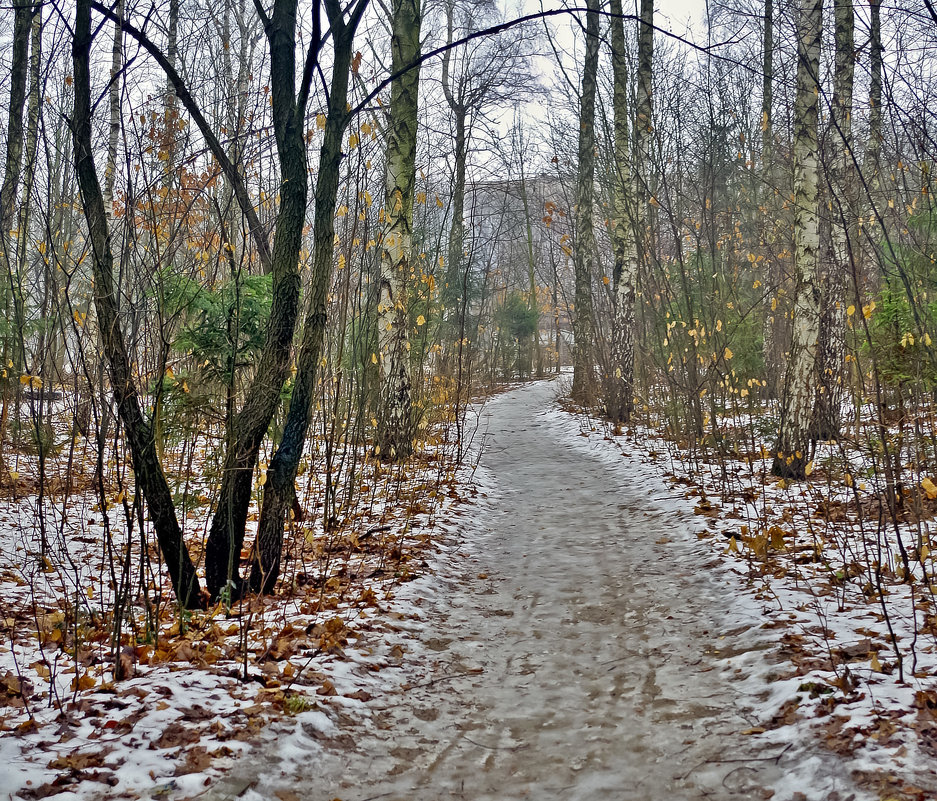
[225,380,859,800]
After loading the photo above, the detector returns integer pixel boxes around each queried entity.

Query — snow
[564,381,937,798]
[2,377,932,799]
[194,379,871,800]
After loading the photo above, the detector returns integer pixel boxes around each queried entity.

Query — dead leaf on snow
[154,721,200,749]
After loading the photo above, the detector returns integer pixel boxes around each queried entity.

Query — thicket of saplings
[585,104,937,683]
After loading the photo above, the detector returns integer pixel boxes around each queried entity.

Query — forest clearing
[1,0,937,797]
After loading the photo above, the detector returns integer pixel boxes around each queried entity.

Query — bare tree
[570,0,601,404]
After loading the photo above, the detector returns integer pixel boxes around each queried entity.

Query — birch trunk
[773,0,822,480]
[607,0,642,425]
[570,0,600,405]
[376,0,422,461]
[814,0,854,440]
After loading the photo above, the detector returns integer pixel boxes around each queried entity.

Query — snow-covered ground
[569,384,937,800]
[0,413,482,800]
[194,379,874,801]
[3,377,931,800]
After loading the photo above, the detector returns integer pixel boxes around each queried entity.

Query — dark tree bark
[204,0,324,599]
[570,0,600,405]
[71,0,203,609]
[248,0,369,594]
[0,0,33,377]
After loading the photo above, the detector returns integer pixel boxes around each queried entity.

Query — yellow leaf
[72,673,96,691]
[371,353,378,364]
[416,315,426,326]
[847,304,855,316]
[922,477,937,500]
[804,461,814,476]
[602,275,610,286]
[316,113,326,129]
[870,653,882,672]
[723,347,734,360]
[863,300,876,319]
[435,196,443,208]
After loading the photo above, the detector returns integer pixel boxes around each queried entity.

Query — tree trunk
[814,0,854,440]
[519,169,541,378]
[203,0,316,599]
[773,0,822,480]
[761,0,786,397]
[443,106,467,360]
[607,0,642,425]
[376,0,422,462]
[441,5,467,338]
[867,0,882,200]
[248,0,367,594]
[0,0,32,378]
[71,0,203,608]
[570,0,600,405]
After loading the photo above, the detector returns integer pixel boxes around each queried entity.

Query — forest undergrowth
[0,380,488,799]
[569,387,937,801]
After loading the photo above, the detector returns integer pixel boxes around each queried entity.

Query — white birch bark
[773,0,823,479]
[815,0,854,440]
[607,0,644,425]
[376,0,422,460]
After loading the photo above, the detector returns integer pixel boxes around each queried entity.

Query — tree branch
[89,0,273,271]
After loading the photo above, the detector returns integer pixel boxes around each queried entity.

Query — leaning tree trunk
[570,0,600,405]
[376,0,422,462]
[203,0,317,599]
[773,0,823,480]
[814,0,854,441]
[248,0,368,594]
[607,0,643,425]
[71,0,203,608]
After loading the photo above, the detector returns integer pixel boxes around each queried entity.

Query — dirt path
[216,380,860,801]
